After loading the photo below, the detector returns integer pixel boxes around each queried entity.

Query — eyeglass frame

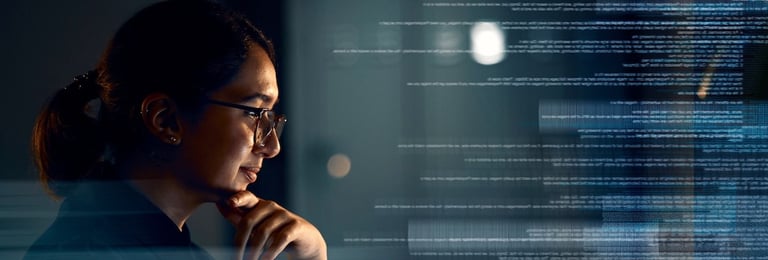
[205,98,286,147]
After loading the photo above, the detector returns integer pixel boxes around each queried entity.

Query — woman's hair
[32,0,275,198]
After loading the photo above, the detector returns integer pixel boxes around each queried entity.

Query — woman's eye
[245,111,258,118]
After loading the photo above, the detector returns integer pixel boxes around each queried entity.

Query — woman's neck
[127,170,205,231]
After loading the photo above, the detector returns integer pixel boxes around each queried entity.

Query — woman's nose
[255,129,281,158]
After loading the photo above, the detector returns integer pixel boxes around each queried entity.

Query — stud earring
[168,136,179,144]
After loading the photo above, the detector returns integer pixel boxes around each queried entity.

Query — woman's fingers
[245,212,289,260]
[219,191,327,260]
[259,224,298,260]
[234,200,277,259]
[230,191,261,208]
[217,191,261,224]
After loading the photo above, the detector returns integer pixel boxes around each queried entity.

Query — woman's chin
[200,186,247,203]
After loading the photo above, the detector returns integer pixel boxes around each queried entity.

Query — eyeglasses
[205,99,286,147]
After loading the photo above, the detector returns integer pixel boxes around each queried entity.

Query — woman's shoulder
[24,181,214,260]
[24,214,140,260]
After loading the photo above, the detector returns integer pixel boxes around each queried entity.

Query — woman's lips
[240,167,260,183]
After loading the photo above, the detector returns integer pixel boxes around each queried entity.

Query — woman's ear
[140,93,184,145]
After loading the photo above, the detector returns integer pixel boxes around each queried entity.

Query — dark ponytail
[32,71,110,198]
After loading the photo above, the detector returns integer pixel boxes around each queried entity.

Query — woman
[25,1,326,259]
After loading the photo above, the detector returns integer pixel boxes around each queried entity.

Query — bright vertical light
[470,22,505,65]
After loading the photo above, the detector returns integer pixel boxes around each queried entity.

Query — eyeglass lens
[254,110,286,146]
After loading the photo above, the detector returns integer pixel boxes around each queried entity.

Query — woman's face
[174,46,280,201]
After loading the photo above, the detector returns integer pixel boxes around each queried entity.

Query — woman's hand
[216,191,327,260]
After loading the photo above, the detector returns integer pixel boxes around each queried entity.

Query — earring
[168,136,179,144]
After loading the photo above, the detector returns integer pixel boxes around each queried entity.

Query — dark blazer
[24,181,214,260]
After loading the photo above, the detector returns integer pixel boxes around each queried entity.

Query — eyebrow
[241,92,279,106]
